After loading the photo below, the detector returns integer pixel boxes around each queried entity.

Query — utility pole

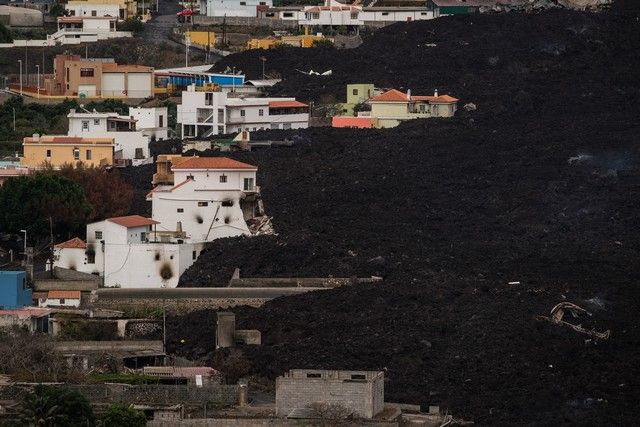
[49,216,54,278]
[185,34,190,67]
[260,56,266,79]
[36,65,40,98]
[18,60,22,96]
[12,107,16,131]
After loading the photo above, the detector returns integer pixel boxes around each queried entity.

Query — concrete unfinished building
[275,369,385,419]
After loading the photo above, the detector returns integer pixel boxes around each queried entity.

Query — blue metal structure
[0,271,31,309]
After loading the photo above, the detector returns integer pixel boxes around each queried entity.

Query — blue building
[0,271,32,309]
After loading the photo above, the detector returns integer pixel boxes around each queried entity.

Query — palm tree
[19,386,66,427]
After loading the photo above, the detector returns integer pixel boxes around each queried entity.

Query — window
[93,119,99,126]
[91,10,97,16]
[421,12,427,15]
[80,68,94,77]
[95,231,102,240]
[198,201,209,207]
[240,1,246,4]
[270,123,279,130]
[66,67,69,81]
[60,298,65,304]
[240,109,245,117]
[352,89,358,96]
[243,177,255,191]
[283,12,293,17]
[433,105,439,115]
[86,149,92,160]
[351,374,366,380]
[177,208,184,213]
[258,109,264,117]
[140,232,146,242]
[218,125,225,134]
[311,12,320,19]
[87,250,95,264]
[46,149,51,158]
[192,250,197,260]
[73,147,80,160]
[81,120,89,131]
[220,174,227,183]
[419,104,426,112]
[382,12,389,16]
[351,12,358,19]
[282,123,292,130]
[307,373,321,378]
[135,148,144,159]
[205,92,213,106]
[159,115,163,128]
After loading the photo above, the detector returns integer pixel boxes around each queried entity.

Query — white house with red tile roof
[54,214,205,288]
[39,290,81,308]
[148,156,260,242]
[369,88,459,128]
[177,85,309,138]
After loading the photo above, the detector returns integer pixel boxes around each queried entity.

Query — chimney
[406,89,411,100]
[32,133,40,142]
[434,89,438,97]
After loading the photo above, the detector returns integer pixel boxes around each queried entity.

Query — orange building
[22,135,114,168]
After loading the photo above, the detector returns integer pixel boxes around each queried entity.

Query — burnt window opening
[154,253,160,261]
[198,201,208,207]
[187,174,194,180]
[196,215,204,224]
[351,374,366,380]
[224,216,231,224]
[192,250,197,260]
[306,373,321,378]
[222,199,233,207]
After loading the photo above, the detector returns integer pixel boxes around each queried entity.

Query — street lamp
[17,60,22,96]
[20,229,27,254]
[36,64,40,98]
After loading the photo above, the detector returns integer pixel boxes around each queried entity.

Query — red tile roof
[370,89,409,102]
[107,215,160,228]
[268,100,308,109]
[47,290,81,299]
[371,89,459,104]
[332,116,372,128]
[0,308,51,318]
[171,157,257,171]
[54,237,87,249]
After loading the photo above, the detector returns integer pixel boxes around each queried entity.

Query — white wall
[102,72,125,97]
[173,170,256,191]
[67,115,150,160]
[129,107,169,141]
[151,181,252,242]
[66,3,120,19]
[103,242,205,288]
[82,18,114,32]
[205,0,273,17]
[40,298,81,308]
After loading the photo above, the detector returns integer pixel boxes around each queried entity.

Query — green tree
[100,404,146,427]
[20,385,94,427]
[0,173,90,242]
[0,22,12,43]
[49,3,68,18]
[117,18,144,34]
[311,38,334,48]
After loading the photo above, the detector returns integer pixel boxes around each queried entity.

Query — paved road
[140,0,183,47]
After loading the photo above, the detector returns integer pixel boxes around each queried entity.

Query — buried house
[54,157,272,288]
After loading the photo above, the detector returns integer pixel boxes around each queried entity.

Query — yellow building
[22,135,114,168]
[186,31,215,50]
[247,34,332,50]
[369,89,458,128]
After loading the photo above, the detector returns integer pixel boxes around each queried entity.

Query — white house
[200,0,273,17]
[148,157,259,242]
[54,215,206,288]
[369,88,459,128]
[177,85,308,138]
[129,107,170,141]
[65,2,122,20]
[47,16,132,46]
[39,290,82,308]
[299,0,362,27]
[359,7,435,24]
[67,107,168,162]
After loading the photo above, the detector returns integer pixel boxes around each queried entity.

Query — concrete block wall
[275,370,384,419]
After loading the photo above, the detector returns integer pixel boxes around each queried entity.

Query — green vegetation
[100,404,146,427]
[0,173,90,242]
[117,18,144,34]
[311,38,335,48]
[20,385,95,427]
[0,22,12,43]
[0,97,130,156]
[49,3,68,18]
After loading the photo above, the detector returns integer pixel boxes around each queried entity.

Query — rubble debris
[536,302,611,340]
